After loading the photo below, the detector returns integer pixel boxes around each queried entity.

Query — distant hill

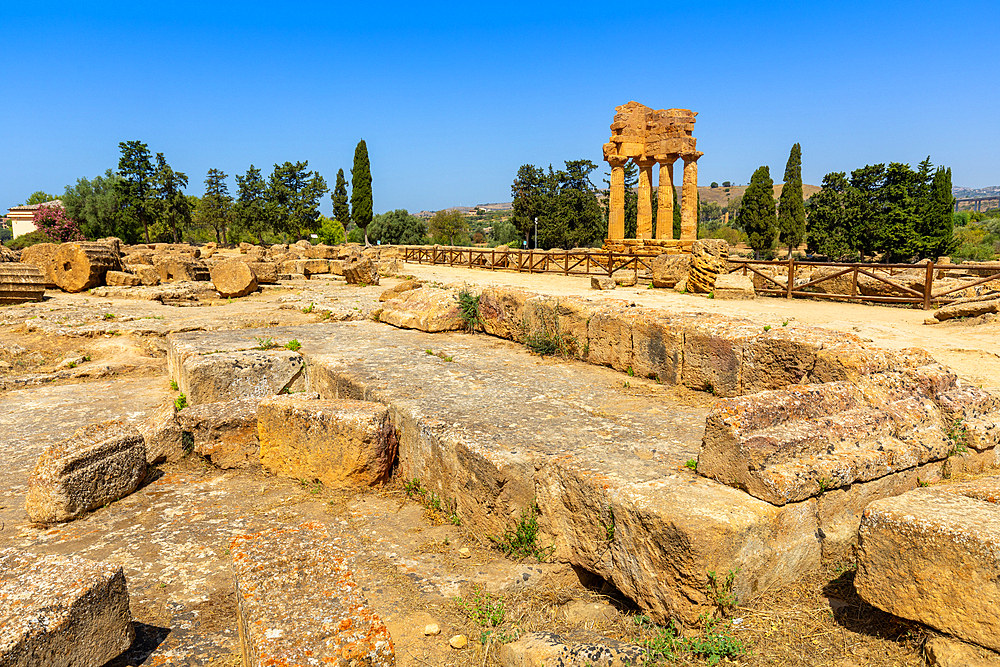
[416,186,819,219]
[953,186,1000,199]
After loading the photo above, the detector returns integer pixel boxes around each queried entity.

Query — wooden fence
[399,246,1000,310]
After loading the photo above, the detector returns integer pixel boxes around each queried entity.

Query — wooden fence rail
[398,246,1000,310]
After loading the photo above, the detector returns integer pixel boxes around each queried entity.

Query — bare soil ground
[2,264,998,667]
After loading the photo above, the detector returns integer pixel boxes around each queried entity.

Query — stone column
[635,158,655,240]
[680,155,700,241]
[607,156,628,240]
[656,157,676,240]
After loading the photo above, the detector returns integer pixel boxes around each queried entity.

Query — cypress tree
[332,168,350,228]
[924,166,956,257]
[738,166,778,258]
[778,143,806,257]
[351,139,373,245]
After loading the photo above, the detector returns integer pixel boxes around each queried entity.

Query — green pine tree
[924,166,956,257]
[738,166,778,258]
[778,143,806,257]
[351,139,373,245]
[332,168,350,228]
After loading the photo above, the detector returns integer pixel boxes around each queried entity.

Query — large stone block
[629,310,683,384]
[104,270,141,287]
[650,253,690,289]
[0,263,45,305]
[687,239,728,293]
[344,255,379,285]
[586,304,635,372]
[137,402,186,464]
[479,286,532,342]
[855,479,1000,651]
[26,420,147,523]
[258,395,397,487]
[231,523,394,667]
[18,242,61,287]
[177,349,305,405]
[154,256,209,282]
[378,287,464,332]
[246,261,278,284]
[713,272,755,299]
[210,258,258,298]
[0,549,134,667]
[178,397,261,469]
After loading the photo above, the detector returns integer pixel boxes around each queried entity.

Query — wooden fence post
[924,261,935,310]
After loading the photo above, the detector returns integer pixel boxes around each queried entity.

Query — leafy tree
[202,168,235,244]
[268,161,328,240]
[489,219,521,247]
[62,170,122,240]
[778,143,806,257]
[511,164,546,247]
[316,215,346,245]
[23,191,56,206]
[33,205,84,242]
[738,166,777,258]
[367,209,427,245]
[805,171,853,259]
[710,182,719,188]
[350,140,373,244]
[921,166,957,257]
[152,153,190,243]
[332,168,350,228]
[722,181,732,188]
[429,210,469,245]
[115,140,155,243]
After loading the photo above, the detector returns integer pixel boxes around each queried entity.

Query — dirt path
[401,262,1000,392]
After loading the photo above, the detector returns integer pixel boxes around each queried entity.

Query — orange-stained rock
[257,395,397,487]
[0,548,134,667]
[210,258,258,298]
[378,287,464,332]
[52,242,122,292]
[231,523,394,667]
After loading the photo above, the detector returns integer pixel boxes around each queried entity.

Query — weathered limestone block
[0,245,19,262]
[610,269,637,287]
[676,314,756,396]
[104,270,141,287]
[305,244,338,259]
[0,263,45,304]
[650,253,690,288]
[302,258,330,276]
[124,250,154,265]
[281,259,308,275]
[586,304,637,372]
[479,286,532,342]
[378,280,421,302]
[713,272,755,299]
[177,397,261,469]
[178,349,305,406]
[52,242,121,292]
[328,259,345,276]
[210,259,258,298]
[126,264,160,286]
[0,549,134,667]
[344,255,380,285]
[590,276,616,290]
[231,523,394,667]
[18,243,60,287]
[26,420,147,523]
[521,296,594,360]
[739,325,842,392]
[857,270,925,298]
[246,261,278,284]
[629,310,684,384]
[803,266,853,295]
[154,256,210,282]
[687,239,728,293]
[378,257,403,277]
[379,287,464,332]
[138,402,186,464]
[934,296,1000,321]
[497,632,645,667]
[258,395,397,487]
[924,637,1000,667]
[855,479,1000,651]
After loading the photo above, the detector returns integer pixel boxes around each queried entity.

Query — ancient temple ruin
[603,101,702,252]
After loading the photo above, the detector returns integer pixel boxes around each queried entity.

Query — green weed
[404,478,460,525]
[254,336,276,350]
[102,312,116,320]
[457,584,505,628]
[170,380,179,391]
[763,324,771,332]
[301,302,315,313]
[602,506,615,542]
[284,339,301,351]
[300,479,323,495]
[425,349,453,362]
[947,419,971,455]
[174,393,188,411]
[490,502,554,562]
[685,459,698,472]
[817,477,831,493]
[521,303,579,358]
[706,568,739,616]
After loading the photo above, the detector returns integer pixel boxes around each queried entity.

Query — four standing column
[635,158,655,240]
[680,155,700,241]
[656,157,676,240]
[607,156,628,240]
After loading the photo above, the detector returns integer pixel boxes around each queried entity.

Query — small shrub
[947,419,971,455]
[455,287,480,332]
[490,502,554,562]
[457,584,505,628]
[102,312,116,321]
[254,336,276,350]
[169,380,178,391]
[706,569,739,616]
[301,302,315,314]
[174,393,188,411]
[685,459,698,471]
[284,339,301,351]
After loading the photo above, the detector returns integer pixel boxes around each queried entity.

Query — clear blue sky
[3,1,998,216]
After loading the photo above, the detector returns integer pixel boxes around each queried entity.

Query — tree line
[12,139,375,247]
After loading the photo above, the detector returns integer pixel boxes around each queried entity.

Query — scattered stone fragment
[610,269,637,286]
[591,276,616,290]
[497,631,645,667]
[424,623,441,636]
[925,637,1000,667]
[26,420,147,523]
[138,402,186,464]
[258,395,398,487]
[449,635,468,650]
[378,287,464,332]
[855,478,1000,651]
[560,599,618,624]
[378,280,421,302]
[0,549,134,667]
[687,238,728,293]
[344,255,380,285]
[0,263,45,305]
[673,277,687,292]
[457,547,471,559]
[378,257,403,277]
[210,258,259,298]
[713,272,755,299]
[126,264,161,286]
[231,522,394,667]
[934,295,1000,321]
[650,253,690,288]
[104,270,141,287]
[176,349,305,405]
[154,256,210,282]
